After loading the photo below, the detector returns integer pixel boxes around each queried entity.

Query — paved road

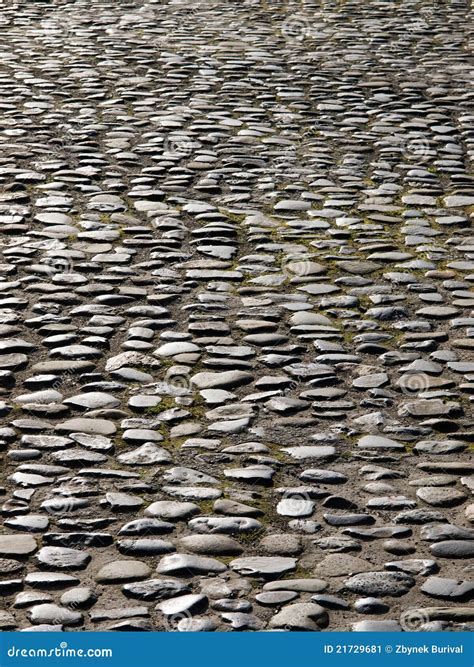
[0,0,472,631]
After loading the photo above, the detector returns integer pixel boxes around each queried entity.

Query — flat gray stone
[156,554,227,576]
[345,572,415,597]
[230,556,296,577]
[95,560,151,583]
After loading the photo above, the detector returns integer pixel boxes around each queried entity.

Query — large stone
[229,557,296,578]
[29,604,82,626]
[0,535,37,556]
[315,555,375,578]
[269,603,328,630]
[191,371,253,389]
[95,560,151,583]
[156,554,227,576]
[36,547,90,570]
[344,572,415,597]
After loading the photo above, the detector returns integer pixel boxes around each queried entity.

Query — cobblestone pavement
[0,0,472,632]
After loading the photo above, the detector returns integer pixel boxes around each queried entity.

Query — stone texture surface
[0,0,471,633]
